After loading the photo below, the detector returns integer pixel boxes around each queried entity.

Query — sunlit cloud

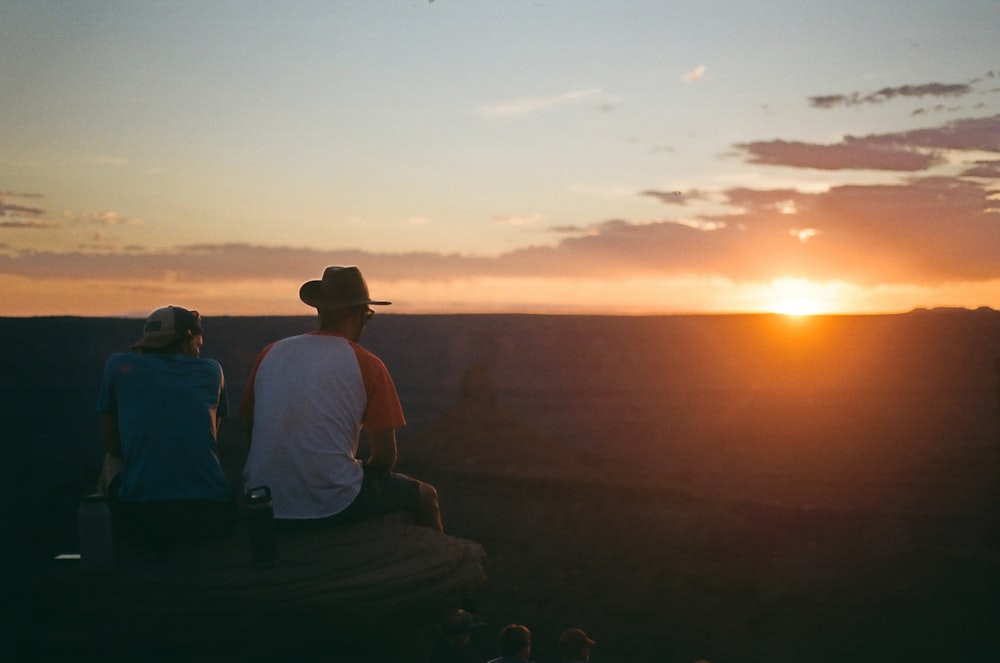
[671,218,727,232]
[73,210,142,226]
[737,139,941,171]
[960,160,1000,178]
[476,88,604,119]
[495,213,543,226]
[737,114,1000,171]
[5,108,998,306]
[790,228,818,242]
[683,65,706,83]
[870,114,1000,152]
[774,200,798,215]
[5,172,997,291]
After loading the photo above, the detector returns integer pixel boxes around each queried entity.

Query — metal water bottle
[78,494,114,573]
[245,485,278,568]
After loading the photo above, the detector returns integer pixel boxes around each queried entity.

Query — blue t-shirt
[97,352,232,503]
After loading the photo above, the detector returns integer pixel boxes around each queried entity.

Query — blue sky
[2,1,999,316]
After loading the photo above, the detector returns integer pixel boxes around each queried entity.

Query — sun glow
[760,278,840,316]
[774,299,822,316]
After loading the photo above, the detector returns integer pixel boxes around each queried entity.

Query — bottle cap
[246,485,272,503]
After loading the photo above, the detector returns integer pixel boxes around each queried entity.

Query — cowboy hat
[299,266,391,309]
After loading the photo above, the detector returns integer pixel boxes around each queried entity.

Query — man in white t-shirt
[239,266,442,531]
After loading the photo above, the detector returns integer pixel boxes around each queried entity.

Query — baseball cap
[132,306,203,349]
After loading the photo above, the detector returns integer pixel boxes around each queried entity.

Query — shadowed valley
[2,311,999,662]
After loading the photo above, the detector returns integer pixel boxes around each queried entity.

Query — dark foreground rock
[13,515,486,663]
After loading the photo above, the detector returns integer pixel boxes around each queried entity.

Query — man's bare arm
[365,428,398,473]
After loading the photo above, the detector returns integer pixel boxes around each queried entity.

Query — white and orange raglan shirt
[239,331,405,519]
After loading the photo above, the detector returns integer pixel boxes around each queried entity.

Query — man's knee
[418,481,439,507]
[415,480,443,532]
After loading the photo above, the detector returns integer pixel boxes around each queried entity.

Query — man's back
[241,331,404,519]
[98,351,230,502]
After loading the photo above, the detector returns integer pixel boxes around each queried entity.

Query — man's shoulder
[104,351,143,370]
[195,356,224,371]
[266,332,361,356]
[272,331,341,347]
[347,338,384,361]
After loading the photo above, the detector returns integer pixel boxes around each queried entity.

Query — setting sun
[774,299,822,316]
[759,278,840,316]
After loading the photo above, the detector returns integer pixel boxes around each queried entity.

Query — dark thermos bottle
[245,485,278,568]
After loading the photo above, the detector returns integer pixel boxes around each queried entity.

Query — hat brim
[298,280,391,309]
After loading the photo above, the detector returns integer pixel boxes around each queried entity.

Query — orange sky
[2,3,999,317]
[2,270,998,319]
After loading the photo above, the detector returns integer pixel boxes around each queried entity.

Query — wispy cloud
[476,88,603,119]
[0,220,56,229]
[3,172,997,290]
[1,203,45,218]
[0,194,45,219]
[683,64,706,83]
[641,190,687,205]
[736,139,941,171]
[494,213,543,226]
[810,82,973,109]
[73,210,142,226]
[0,193,51,230]
[963,160,1000,178]
[737,114,1000,171]
[5,92,998,314]
[868,114,1000,152]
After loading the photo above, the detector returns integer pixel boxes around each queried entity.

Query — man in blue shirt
[97,306,235,551]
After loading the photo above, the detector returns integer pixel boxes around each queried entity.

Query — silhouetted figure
[558,628,596,663]
[97,306,236,552]
[485,623,532,663]
[429,605,485,663]
[241,266,442,531]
